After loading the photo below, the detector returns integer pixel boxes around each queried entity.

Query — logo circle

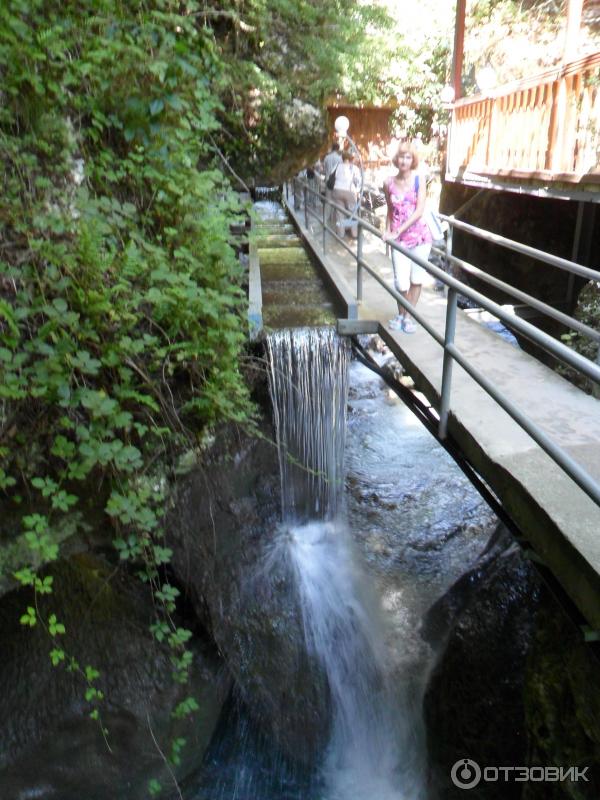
[451,759,482,790]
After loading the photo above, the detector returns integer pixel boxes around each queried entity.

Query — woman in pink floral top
[382,143,431,333]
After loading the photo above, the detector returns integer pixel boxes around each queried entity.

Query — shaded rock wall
[423,527,541,799]
[439,183,597,356]
[0,554,228,800]
[523,600,600,800]
[424,521,600,799]
[167,420,331,766]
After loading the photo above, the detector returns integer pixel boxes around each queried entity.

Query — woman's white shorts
[391,242,431,293]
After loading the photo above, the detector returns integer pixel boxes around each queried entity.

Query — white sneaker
[388,316,403,331]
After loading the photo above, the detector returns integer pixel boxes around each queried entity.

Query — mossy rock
[0,554,229,800]
[523,595,600,799]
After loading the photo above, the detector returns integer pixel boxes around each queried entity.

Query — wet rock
[167,422,330,765]
[522,597,600,799]
[423,526,541,799]
[0,555,227,800]
[381,355,404,382]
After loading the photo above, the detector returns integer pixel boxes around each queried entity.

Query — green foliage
[330,0,454,139]
[463,0,569,93]
[0,1,255,576]
[559,281,600,396]
[1,0,261,777]
[0,0,387,789]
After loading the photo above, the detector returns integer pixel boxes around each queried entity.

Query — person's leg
[406,282,422,307]
[340,190,355,237]
[402,243,431,332]
[390,248,411,325]
[329,189,340,234]
[346,191,358,239]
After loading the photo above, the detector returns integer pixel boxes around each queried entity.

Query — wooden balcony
[446,52,600,198]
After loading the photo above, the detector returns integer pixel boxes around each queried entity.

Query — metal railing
[286,175,600,510]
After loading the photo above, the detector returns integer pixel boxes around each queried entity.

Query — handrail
[287,176,600,510]
[439,216,600,284]
[430,246,600,345]
[452,51,600,108]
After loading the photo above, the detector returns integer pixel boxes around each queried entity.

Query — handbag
[424,209,445,243]
[415,175,445,243]
[326,165,338,191]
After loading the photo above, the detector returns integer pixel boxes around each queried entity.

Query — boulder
[423,526,541,799]
[167,421,330,765]
[0,554,228,800]
[522,598,600,800]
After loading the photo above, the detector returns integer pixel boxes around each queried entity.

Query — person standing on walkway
[382,143,432,333]
[332,150,361,239]
[323,141,342,230]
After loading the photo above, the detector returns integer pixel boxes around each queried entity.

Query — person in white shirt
[323,142,343,228]
[323,141,342,181]
[331,150,361,239]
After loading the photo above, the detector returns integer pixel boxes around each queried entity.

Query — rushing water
[191,325,496,800]
[266,327,349,522]
[287,519,426,800]
[265,327,430,799]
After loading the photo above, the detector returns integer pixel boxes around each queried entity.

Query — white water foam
[266,328,427,799]
[286,519,427,800]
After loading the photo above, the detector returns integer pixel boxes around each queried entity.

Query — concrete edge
[337,319,379,336]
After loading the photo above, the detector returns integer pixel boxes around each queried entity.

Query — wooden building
[324,102,395,157]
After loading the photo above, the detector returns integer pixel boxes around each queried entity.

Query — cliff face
[166,419,332,766]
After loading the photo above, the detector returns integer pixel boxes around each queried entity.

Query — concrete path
[285,196,600,631]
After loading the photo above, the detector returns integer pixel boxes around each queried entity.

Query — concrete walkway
[285,196,600,631]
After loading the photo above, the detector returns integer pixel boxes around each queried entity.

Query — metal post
[445,218,454,294]
[594,345,600,400]
[439,287,458,439]
[357,221,363,302]
[322,194,327,254]
[568,201,584,309]
[452,0,466,101]
[564,0,583,61]
[304,184,308,228]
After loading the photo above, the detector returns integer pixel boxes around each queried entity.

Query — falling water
[266,327,349,523]
[266,327,427,799]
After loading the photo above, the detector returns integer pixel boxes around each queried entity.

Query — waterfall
[265,327,426,799]
[266,327,349,523]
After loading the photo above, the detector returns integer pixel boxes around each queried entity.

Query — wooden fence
[448,52,600,185]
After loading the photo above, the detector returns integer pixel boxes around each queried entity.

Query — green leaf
[20,607,37,627]
[48,613,66,636]
[50,648,66,666]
